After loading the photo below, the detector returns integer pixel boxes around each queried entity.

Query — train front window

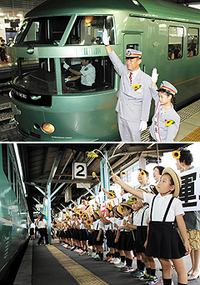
[168,26,183,60]
[66,15,115,45]
[17,17,71,44]
[187,28,199,57]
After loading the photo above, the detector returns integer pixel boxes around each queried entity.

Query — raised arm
[112,174,144,200]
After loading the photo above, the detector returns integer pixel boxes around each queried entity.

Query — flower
[139,170,145,177]
[86,219,92,226]
[107,191,116,199]
[78,210,83,215]
[82,213,88,219]
[92,171,96,178]
[87,151,98,158]
[132,84,141,91]
[172,150,181,160]
[165,119,175,127]
[107,202,112,211]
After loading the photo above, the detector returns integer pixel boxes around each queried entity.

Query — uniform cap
[126,49,142,58]
[158,81,178,96]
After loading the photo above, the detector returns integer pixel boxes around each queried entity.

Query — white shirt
[80,63,96,86]
[37,219,46,229]
[143,192,184,222]
[134,206,149,226]
[30,223,36,229]
[128,68,140,84]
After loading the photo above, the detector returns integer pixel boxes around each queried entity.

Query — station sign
[72,162,87,179]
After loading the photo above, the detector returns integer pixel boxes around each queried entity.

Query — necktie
[129,72,132,86]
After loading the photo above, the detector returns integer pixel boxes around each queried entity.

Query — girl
[150,69,180,142]
[114,203,135,273]
[113,167,191,285]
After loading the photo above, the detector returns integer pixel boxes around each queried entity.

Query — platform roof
[17,143,191,219]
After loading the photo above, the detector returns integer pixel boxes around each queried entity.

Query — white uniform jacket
[108,50,152,123]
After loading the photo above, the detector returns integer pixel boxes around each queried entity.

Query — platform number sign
[72,162,87,179]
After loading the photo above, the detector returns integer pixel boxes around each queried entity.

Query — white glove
[65,78,70,83]
[63,62,70,70]
[151,68,159,83]
[103,29,110,46]
[139,121,147,132]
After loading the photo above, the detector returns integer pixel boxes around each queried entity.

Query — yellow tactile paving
[46,245,108,285]
[180,126,200,141]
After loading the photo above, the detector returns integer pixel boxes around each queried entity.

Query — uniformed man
[103,29,152,141]
[64,58,96,91]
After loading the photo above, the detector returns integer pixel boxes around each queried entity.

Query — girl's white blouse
[143,192,184,222]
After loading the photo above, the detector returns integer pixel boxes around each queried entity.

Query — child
[129,197,157,284]
[114,202,135,273]
[149,69,180,142]
[113,167,191,285]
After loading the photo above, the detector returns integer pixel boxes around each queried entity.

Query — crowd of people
[41,148,199,285]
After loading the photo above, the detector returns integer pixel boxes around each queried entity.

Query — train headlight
[42,123,55,134]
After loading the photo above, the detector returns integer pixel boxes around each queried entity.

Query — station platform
[13,238,199,285]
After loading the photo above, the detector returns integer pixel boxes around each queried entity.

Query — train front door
[123,33,142,63]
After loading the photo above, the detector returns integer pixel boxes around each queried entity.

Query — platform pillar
[47,183,52,244]
[100,150,110,201]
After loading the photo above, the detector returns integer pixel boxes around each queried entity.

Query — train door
[123,33,142,63]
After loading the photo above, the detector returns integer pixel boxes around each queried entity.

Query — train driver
[103,29,152,142]
[64,58,96,91]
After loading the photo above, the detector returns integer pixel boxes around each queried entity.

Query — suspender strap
[162,197,174,222]
[141,206,149,226]
[150,195,156,221]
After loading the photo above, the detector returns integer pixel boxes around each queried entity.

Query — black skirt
[146,221,186,259]
[135,226,147,253]
[72,228,79,240]
[106,230,116,248]
[93,230,104,246]
[116,231,135,251]
[79,229,89,241]
[30,228,35,235]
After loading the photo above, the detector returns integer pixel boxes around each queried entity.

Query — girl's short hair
[179,149,193,166]
[153,165,165,175]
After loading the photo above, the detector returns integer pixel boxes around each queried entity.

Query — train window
[187,28,199,57]
[15,20,29,43]
[62,56,115,93]
[18,17,71,44]
[66,16,115,45]
[168,26,183,60]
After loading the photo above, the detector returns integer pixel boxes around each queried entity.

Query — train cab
[7,0,200,141]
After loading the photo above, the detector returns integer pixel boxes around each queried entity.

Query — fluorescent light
[13,143,27,196]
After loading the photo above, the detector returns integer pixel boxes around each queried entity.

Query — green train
[0,144,29,284]
[7,0,200,141]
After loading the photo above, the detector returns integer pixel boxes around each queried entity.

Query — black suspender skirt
[145,196,186,259]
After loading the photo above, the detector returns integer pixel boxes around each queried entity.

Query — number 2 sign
[72,162,87,179]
